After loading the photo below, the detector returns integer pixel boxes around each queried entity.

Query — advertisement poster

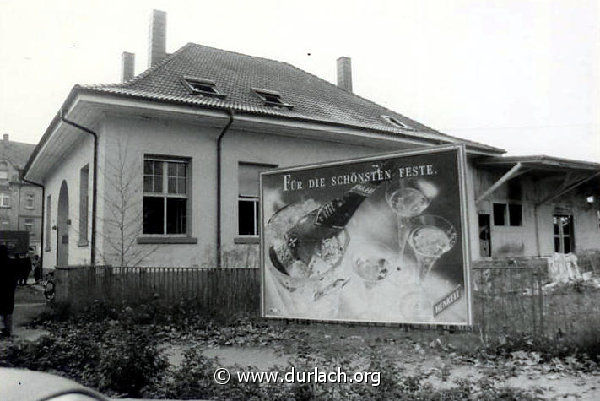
[260,145,472,325]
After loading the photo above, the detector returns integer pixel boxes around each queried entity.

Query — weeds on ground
[144,343,540,400]
[475,332,600,370]
[8,299,598,399]
[0,321,167,397]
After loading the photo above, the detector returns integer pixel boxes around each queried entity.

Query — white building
[23,11,600,269]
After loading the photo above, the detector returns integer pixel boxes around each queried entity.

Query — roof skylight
[182,76,225,98]
[252,88,293,109]
[382,115,414,130]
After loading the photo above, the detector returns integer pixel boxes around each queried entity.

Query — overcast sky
[1,0,599,161]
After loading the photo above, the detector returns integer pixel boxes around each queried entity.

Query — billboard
[260,145,472,325]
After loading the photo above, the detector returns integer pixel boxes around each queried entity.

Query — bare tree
[98,141,157,267]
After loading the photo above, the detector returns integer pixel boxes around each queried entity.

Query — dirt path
[11,285,50,341]
[160,340,599,400]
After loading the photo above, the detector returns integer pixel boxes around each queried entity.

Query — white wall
[98,115,403,267]
[219,129,388,262]
[42,134,94,269]
[100,115,220,267]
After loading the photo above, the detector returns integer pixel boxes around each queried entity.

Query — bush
[576,250,600,275]
[97,325,168,396]
[148,345,265,400]
[0,331,102,388]
[34,297,246,331]
[477,332,600,367]
[0,322,167,397]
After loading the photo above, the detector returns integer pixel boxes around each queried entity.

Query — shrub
[97,325,168,397]
[0,329,100,387]
[149,345,265,400]
[0,322,167,397]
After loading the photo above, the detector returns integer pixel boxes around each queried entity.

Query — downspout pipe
[216,110,235,268]
[59,109,98,265]
[21,177,45,268]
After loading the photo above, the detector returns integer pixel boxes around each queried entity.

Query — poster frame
[259,144,473,326]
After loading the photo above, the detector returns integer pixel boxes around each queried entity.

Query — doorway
[478,213,491,257]
[57,180,69,266]
[553,214,574,254]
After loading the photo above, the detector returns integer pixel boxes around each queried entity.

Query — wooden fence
[54,255,600,341]
[55,266,261,315]
[472,265,544,339]
[473,256,600,341]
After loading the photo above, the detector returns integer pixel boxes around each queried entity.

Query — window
[381,115,414,130]
[478,214,491,257]
[0,192,10,208]
[0,161,8,180]
[508,204,522,226]
[493,203,506,225]
[79,165,89,245]
[493,202,522,226]
[24,218,33,236]
[45,195,51,251]
[143,156,189,235]
[252,88,292,109]
[239,197,259,236]
[554,214,574,253]
[182,76,225,98]
[25,193,34,209]
[238,163,276,237]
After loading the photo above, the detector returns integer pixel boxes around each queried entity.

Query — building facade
[23,11,600,269]
[0,134,43,254]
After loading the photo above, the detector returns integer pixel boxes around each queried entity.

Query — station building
[23,10,600,269]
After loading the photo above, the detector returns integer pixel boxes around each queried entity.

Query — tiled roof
[78,43,503,153]
[0,139,35,170]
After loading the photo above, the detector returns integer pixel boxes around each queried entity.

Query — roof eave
[75,87,506,154]
[23,87,80,183]
[24,85,505,182]
[476,155,600,172]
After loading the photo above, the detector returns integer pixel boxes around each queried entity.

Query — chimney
[148,9,167,67]
[2,134,8,142]
[336,57,353,93]
[121,51,135,82]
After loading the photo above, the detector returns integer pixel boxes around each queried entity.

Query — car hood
[0,368,108,401]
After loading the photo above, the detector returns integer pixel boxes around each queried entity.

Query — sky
[1,0,599,162]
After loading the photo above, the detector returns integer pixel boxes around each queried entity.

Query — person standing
[22,250,33,285]
[33,255,42,283]
[17,252,32,286]
[0,245,18,338]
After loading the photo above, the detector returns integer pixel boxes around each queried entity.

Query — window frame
[381,115,414,130]
[24,218,34,236]
[492,202,523,227]
[78,165,89,246]
[252,88,293,109]
[0,192,10,208]
[142,156,191,237]
[0,161,8,180]
[238,195,260,237]
[25,193,35,209]
[235,162,277,243]
[182,76,226,98]
[45,195,51,251]
[553,214,575,254]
